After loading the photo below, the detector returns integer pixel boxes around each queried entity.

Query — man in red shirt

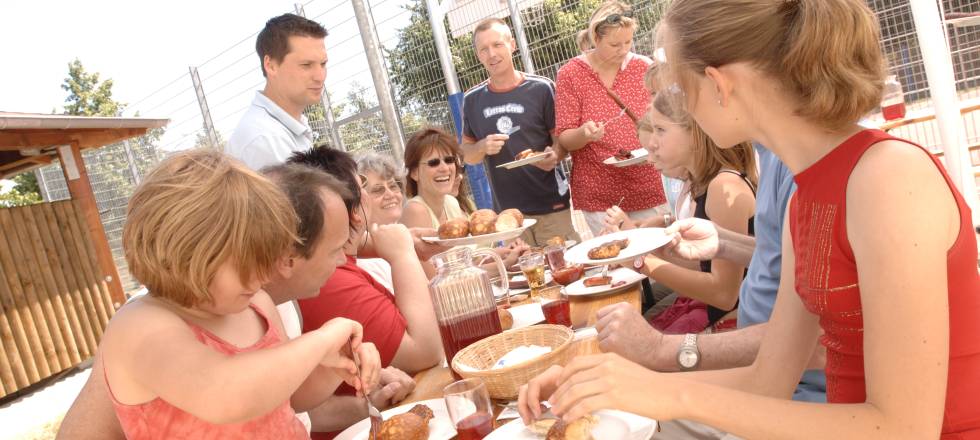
[288,147,443,439]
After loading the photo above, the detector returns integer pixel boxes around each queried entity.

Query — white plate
[564,228,672,266]
[496,152,548,169]
[335,398,456,440]
[486,410,657,440]
[421,219,537,246]
[564,267,646,297]
[507,302,545,328]
[602,148,649,167]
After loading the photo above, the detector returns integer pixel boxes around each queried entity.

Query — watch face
[679,349,698,368]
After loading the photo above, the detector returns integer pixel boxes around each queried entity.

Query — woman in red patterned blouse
[520,0,980,439]
[555,0,667,235]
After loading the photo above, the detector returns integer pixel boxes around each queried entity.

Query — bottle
[881,75,906,121]
[428,247,507,378]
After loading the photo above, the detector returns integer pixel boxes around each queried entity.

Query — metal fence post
[425,0,494,210]
[506,0,535,74]
[188,66,220,148]
[909,1,978,222]
[295,3,346,151]
[122,140,142,185]
[351,0,407,162]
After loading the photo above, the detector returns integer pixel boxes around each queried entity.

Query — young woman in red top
[555,0,667,235]
[519,1,980,439]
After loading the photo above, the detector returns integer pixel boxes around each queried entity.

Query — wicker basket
[451,325,575,400]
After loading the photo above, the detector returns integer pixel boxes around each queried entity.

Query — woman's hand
[601,205,635,234]
[549,353,683,423]
[517,365,565,425]
[579,121,605,142]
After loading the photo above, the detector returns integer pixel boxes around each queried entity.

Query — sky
[0,0,415,151]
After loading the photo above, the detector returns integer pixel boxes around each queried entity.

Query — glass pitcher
[429,247,507,370]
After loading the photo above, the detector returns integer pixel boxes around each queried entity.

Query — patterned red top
[790,129,980,439]
[555,54,666,212]
[107,304,308,440]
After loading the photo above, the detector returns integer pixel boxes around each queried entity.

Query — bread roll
[498,307,513,330]
[438,218,470,239]
[469,209,497,236]
[546,236,566,247]
[495,208,524,232]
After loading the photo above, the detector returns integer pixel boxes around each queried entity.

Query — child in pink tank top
[98,150,379,439]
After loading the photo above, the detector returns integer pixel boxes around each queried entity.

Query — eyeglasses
[367,179,403,198]
[601,10,633,26]
[424,156,458,168]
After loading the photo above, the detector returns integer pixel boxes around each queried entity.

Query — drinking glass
[518,252,546,300]
[443,378,493,440]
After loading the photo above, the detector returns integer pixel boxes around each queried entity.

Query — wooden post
[56,142,125,309]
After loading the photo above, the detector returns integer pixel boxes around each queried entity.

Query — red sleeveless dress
[106,304,309,439]
[790,129,980,439]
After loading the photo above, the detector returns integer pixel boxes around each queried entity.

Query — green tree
[62,58,123,117]
[0,173,42,207]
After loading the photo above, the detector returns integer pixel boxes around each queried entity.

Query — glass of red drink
[444,378,493,440]
[540,287,572,327]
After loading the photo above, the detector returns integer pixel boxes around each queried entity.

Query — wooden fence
[0,200,115,398]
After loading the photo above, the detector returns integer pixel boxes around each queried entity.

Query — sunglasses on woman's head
[424,156,457,168]
[603,10,633,25]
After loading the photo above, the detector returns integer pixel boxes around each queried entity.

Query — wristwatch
[677,333,701,371]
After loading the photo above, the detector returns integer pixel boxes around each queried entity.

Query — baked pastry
[438,218,470,239]
[375,404,434,440]
[546,236,566,247]
[469,209,497,236]
[530,418,558,436]
[495,208,524,232]
[586,238,630,260]
[545,414,598,440]
[516,148,536,160]
[613,149,633,161]
[583,276,612,287]
[498,307,514,330]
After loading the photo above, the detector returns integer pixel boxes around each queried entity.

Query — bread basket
[451,324,575,400]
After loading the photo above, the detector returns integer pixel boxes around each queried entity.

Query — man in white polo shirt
[226,13,326,170]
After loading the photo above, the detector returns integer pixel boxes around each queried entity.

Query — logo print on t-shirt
[496,116,520,135]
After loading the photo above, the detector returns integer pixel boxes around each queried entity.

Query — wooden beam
[0,128,148,151]
[56,142,125,309]
[0,155,54,179]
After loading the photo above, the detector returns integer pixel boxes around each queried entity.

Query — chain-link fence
[27,0,980,293]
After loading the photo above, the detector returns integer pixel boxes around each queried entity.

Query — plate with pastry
[486,410,656,440]
[497,148,549,169]
[563,267,646,297]
[564,228,671,266]
[423,209,537,246]
[335,399,455,440]
[602,148,648,167]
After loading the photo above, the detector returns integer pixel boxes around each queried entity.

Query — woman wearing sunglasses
[555,0,668,236]
[401,127,469,230]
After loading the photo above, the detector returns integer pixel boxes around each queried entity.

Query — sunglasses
[423,156,458,168]
[601,10,633,26]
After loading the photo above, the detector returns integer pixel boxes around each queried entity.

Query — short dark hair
[287,146,361,213]
[261,163,350,259]
[256,13,328,78]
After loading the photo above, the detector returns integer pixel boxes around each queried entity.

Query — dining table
[395,281,643,437]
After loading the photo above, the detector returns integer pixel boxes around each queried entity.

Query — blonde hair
[653,93,757,198]
[124,150,299,307]
[576,1,637,52]
[660,0,885,130]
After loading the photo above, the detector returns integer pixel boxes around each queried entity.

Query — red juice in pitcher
[882,102,906,121]
[438,309,503,369]
[455,411,493,440]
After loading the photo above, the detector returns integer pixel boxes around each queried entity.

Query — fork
[602,107,628,125]
[349,339,383,439]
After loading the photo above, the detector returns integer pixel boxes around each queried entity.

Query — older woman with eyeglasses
[400,127,469,230]
[556,0,667,236]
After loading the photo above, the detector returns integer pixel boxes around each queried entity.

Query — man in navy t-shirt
[460,18,579,246]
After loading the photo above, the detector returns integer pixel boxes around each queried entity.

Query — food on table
[438,218,470,239]
[545,414,598,440]
[495,208,525,232]
[552,265,584,286]
[498,307,514,330]
[516,148,541,160]
[375,404,434,440]
[613,149,633,161]
[583,276,612,287]
[586,238,630,260]
[530,418,558,436]
[546,236,566,247]
[610,280,627,288]
[469,209,498,236]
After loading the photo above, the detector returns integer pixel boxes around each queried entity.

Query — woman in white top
[400,128,468,230]
[355,151,406,292]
